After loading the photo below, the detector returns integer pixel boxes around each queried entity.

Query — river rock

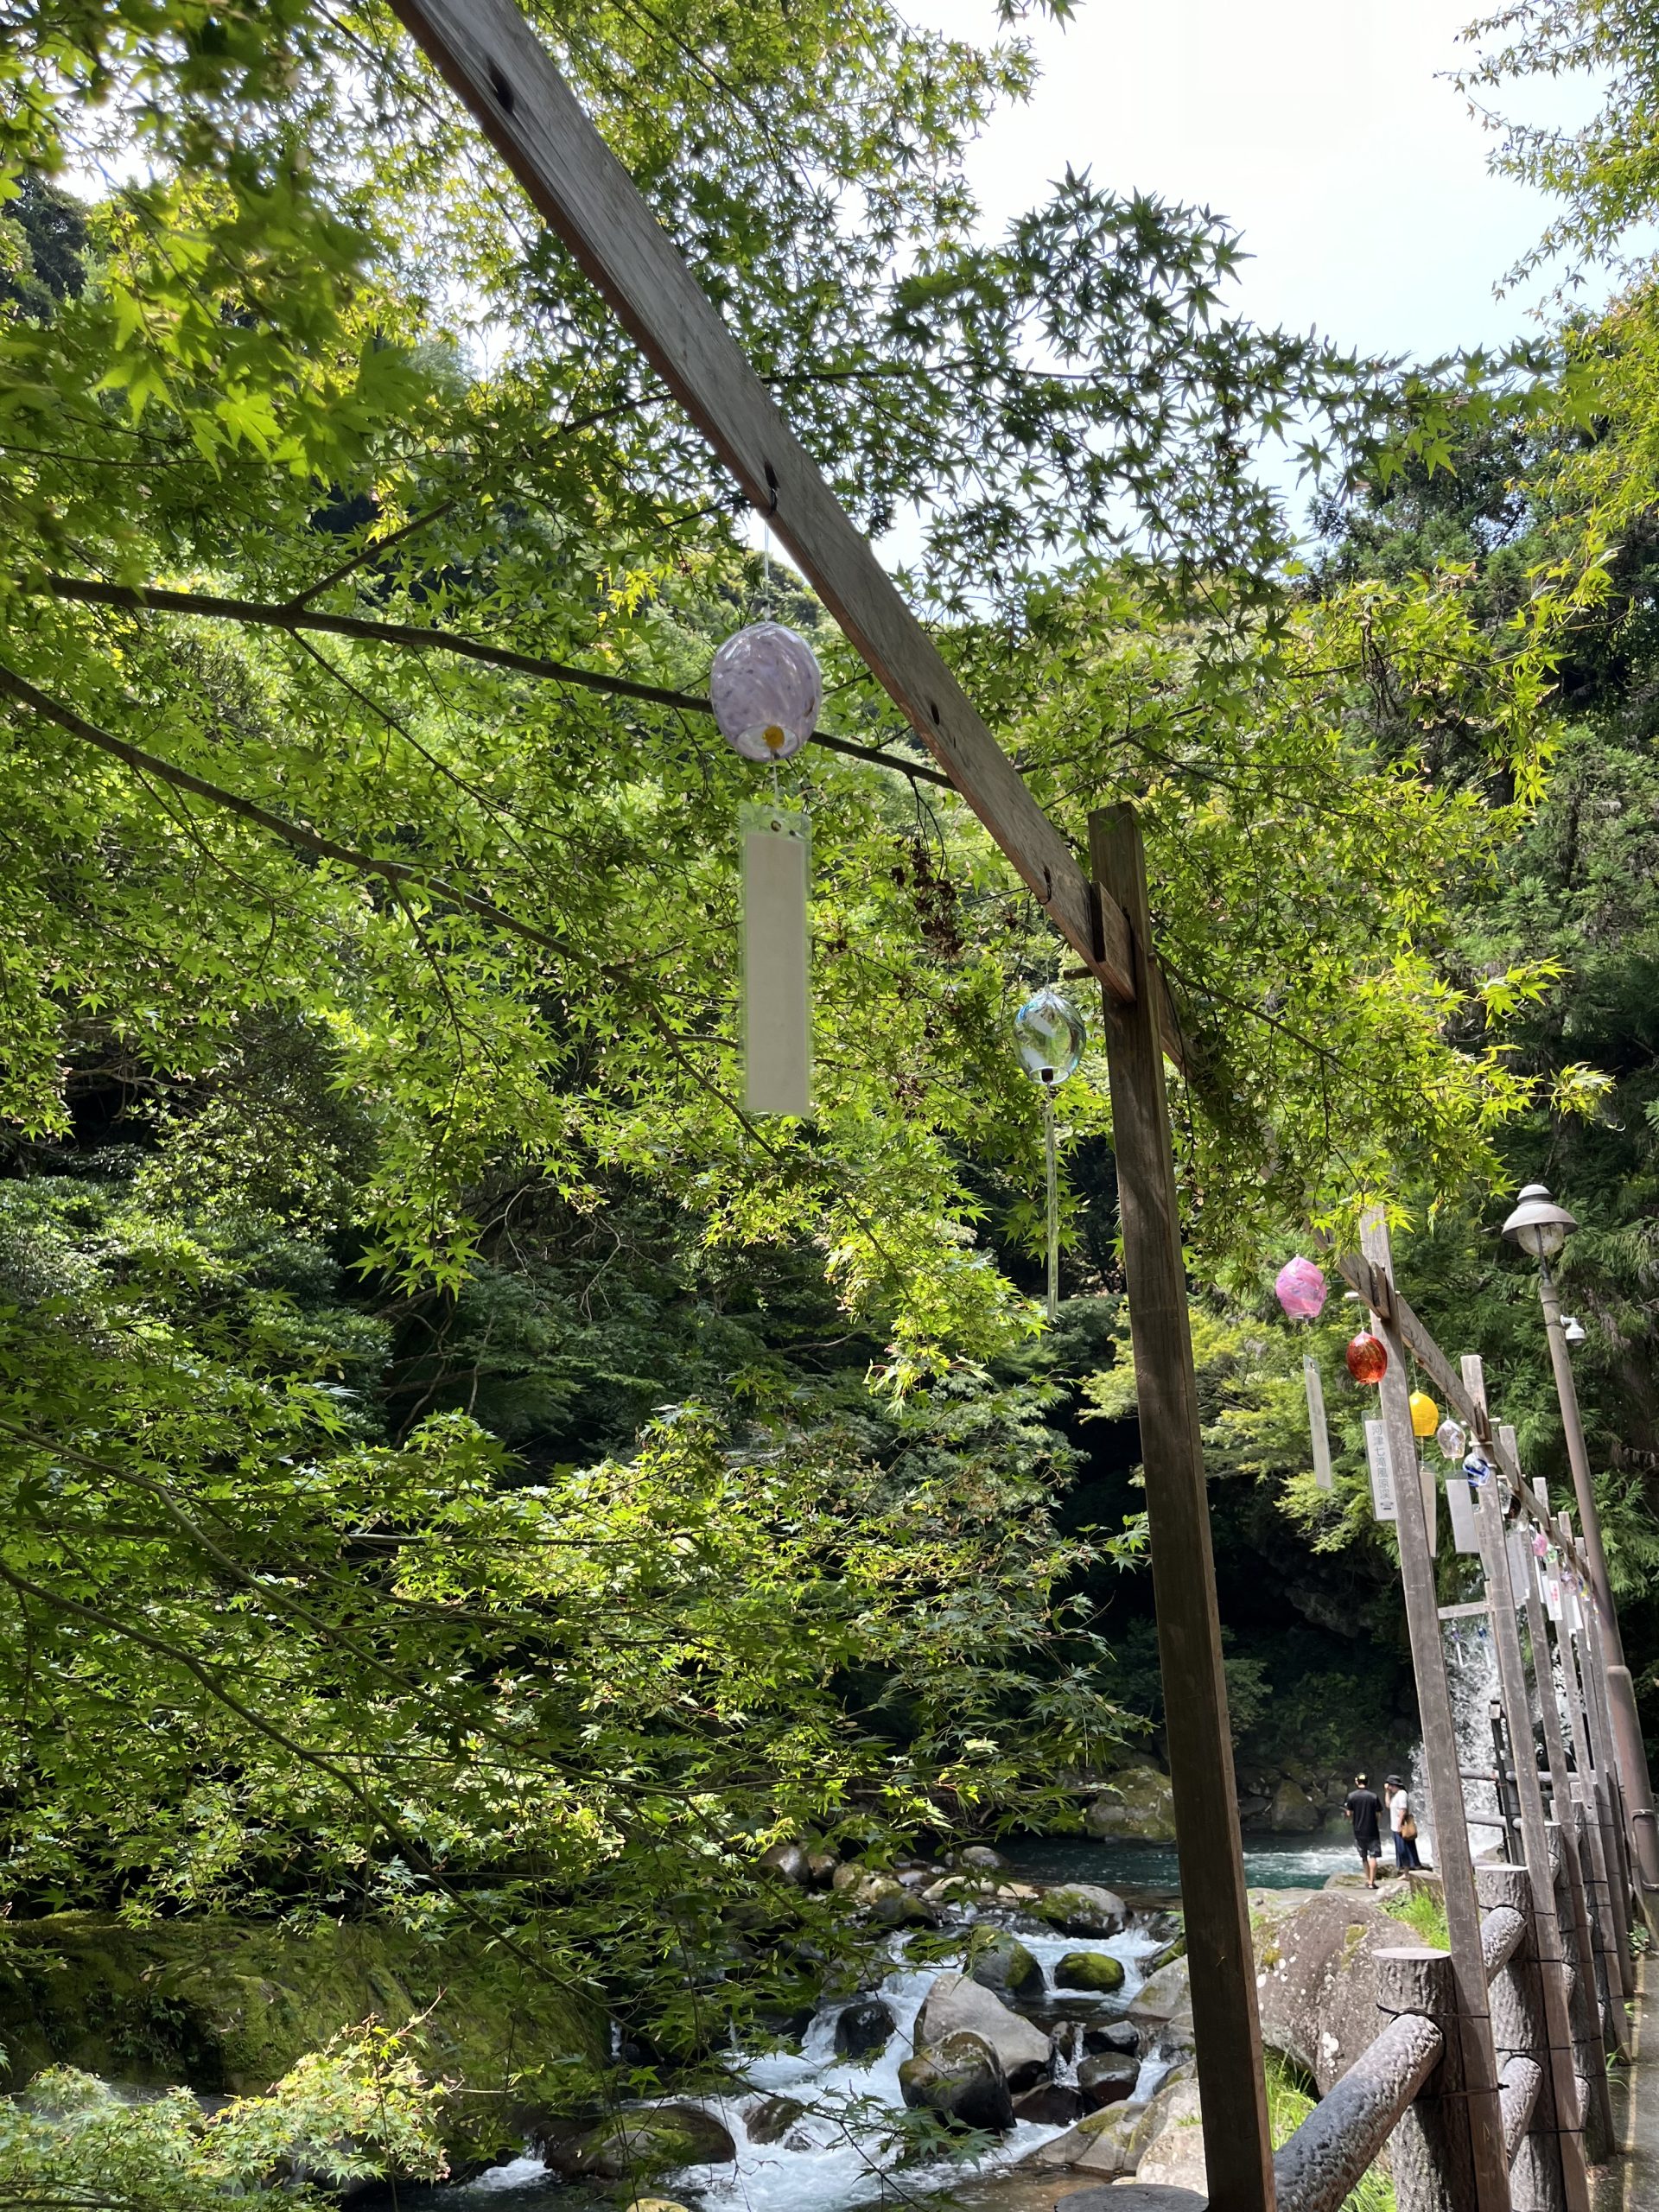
[959,1844,1008,1872]
[832,1868,936,1926]
[1127,1956,1193,2044]
[1054,1949,1125,1993]
[1014,2082,1087,2126]
[1083,1762,1177,1842]
[968,1930,1046,2001]
[1033,1882,1128,1937]
[1084,2019,1139,2056]
[1077,2050,1139,2110]
[1268,1777,1320,1834]
[1032,2063,1194,2176]
[743,2094,807,2145]
[913,1972,1052,2090]
[1134,2076,1206,2193]
[833,1998,896,2059]
[1251,1885,1421,2091]
[553,2104,736,2180]
[760,1840,810,1883]
[898,2030,1014,2132]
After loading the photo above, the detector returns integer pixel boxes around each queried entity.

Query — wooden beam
[1360,1210,1511,2212]
[386,0,1189,1068]
[1090,804,1274,2212]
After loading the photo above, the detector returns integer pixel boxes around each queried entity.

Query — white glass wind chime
[1013,984,1086,1321]
[709,618,823,1116]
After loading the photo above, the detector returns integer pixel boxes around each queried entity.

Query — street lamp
[1502,1180,1659,1889]
[1564,1316,1588,1346]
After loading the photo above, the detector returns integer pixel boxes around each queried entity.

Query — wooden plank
[1360,1211,1510,2212]
[1090,804,1273,2212]
[388,0,1189,1069]
[1464,1356,1590,2212]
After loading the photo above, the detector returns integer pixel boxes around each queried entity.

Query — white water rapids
[453,1915,1170,2212]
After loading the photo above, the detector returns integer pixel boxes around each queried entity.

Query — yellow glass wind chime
[709,620,823,1116]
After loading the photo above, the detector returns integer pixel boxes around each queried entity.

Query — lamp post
[1502,1181,1659,1891]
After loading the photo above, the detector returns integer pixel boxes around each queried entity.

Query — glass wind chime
[1014,984,1086,1321]
[1274,1256,1333,1490]
[709,621,823,1116]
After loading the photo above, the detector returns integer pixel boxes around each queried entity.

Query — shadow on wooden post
[1090,804,1274,2212]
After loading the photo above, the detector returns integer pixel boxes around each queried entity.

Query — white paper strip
[1303,1356,1333,1491]
[1365,1418,1396,1521]
[740,803,811,1116]
[1507,1529,1533,1609]
[1445,1469,1479,1554]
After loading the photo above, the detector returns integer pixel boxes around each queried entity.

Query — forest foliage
[3,0,1659,2176]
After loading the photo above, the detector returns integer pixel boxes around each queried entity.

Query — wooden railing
[1271,1837,1618,2212]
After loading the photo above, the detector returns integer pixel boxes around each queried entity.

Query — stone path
[1596,1960,1658,2212]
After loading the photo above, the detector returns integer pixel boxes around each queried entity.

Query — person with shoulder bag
[1386,1774,1421,1870]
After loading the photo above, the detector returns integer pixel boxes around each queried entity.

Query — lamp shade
[1345,1332,1388,1385]
[1014,985,1085,1085]
[1409,1390,1439,1438]
[1501,1182,1578,1262]
[710,622,823,762]
[1563,1315,1588,1345]
[1274,1256,1328,1322]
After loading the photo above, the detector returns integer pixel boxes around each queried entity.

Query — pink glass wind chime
[709,621,823,1116]
[1014,985,1086,1322]
[1274,1256,1335,1492]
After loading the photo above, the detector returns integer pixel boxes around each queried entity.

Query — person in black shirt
[1344,1773,1383,1888]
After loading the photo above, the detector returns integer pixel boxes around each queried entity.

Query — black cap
[1386,1774,1404,1786]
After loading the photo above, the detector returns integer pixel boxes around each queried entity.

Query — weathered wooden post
[1090,804,1274,2212]
[1548,1512,1628,2053]
[1376,1947,1486,2212]
[1559,1515,1636,1996]
[1357,1215,1510,2212]
[1479,1861,1566,2212]
[1464,1357,1587,2212]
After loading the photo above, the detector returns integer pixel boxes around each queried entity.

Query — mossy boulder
[0,1912,603,2166]
[1083,1762,1177,1842]
[1033,1882,1128,1937]
[1053,1948,1125,1993]
[548,2103,735,2180]
[965,1929,1045,2001]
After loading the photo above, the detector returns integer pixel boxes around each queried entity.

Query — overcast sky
[899,0,1604,363]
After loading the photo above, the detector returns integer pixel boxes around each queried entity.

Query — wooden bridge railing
[1273,1848,1619,2212]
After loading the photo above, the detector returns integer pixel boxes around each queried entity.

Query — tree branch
[38,575,957,788]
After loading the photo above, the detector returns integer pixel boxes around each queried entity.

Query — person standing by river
[1344,1772,1383,1888]
[1384,1775,1421,1870]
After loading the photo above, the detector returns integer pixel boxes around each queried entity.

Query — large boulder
[1268,1778,1320,1834]
[1127,1957,1193,2044]
[913,1973,1052,2090]
[1132,2076,1207,2194]
[1054,1950,1126,1993]
[1250,1885,1421,2092]
[743,2095,807,2145]
[831,1868,936,1927]
[1084,1762,1177,1842]
[1033,1883,1128,1937]
[1029,2063,1194,2177]
[550,2104,736,2181]
[1077,2050,1139,2110]
[967,1931,1046,2002]
[1085,2019,1140,2056]
[1014,2082,1087,2126]
[833,1998,896,2060]
[898,2031,1014,2133]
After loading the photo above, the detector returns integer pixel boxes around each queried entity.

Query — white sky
[899,0,1605,362]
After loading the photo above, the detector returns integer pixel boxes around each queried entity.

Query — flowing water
[406,1915,1168,2212]
[1004,1832,1357,1894]
[1409,1617,1505,1869]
